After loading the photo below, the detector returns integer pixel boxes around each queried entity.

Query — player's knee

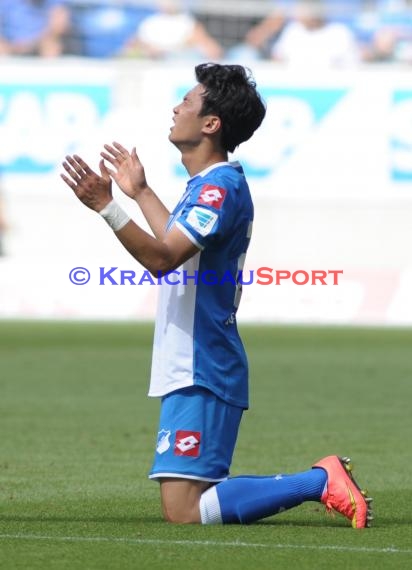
[162,511,192,524]
[161,502,198,524]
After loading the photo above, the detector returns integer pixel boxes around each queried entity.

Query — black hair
[195,63,266,153]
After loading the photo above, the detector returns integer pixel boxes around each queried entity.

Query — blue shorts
[149,386,243,482]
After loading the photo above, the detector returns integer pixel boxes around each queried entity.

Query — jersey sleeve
[173,178,236,250]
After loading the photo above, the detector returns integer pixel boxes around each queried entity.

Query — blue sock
[201,469,327,524]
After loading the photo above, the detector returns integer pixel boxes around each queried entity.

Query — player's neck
[181,148,228,178]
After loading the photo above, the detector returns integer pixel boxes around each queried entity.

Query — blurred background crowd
[0,0,411,66]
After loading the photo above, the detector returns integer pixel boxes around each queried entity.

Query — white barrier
[0,59,411,324]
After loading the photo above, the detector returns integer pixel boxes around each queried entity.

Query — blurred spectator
[226,0,365,62]
[358,0,412,63]
[271,1,361,67]
[0,0,70,57]
[241,2,292,58]
[226,1,294,61]
[124,0,223,61]
[68,0,155,58]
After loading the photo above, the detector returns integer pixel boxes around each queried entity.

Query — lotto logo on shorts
[197,185,227,209]
[174,430,201,457]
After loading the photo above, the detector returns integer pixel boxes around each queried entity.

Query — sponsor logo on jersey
[197,184,227,209]
[174,430,201,457]
[156,429,171,454]
[186,207,218,237]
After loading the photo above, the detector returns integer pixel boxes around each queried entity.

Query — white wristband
[99,200,130,232]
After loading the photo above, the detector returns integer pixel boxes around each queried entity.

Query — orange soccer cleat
[313,455,373,529]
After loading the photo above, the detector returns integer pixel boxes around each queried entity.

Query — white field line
[0,534,411,555]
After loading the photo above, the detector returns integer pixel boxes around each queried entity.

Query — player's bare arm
[101,142,170,240]
[61,153,198,275]
[115,222,199,275]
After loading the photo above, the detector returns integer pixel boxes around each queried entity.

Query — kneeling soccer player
[61,62,372,528]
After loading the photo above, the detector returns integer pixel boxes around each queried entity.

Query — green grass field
[0,321,411,570]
